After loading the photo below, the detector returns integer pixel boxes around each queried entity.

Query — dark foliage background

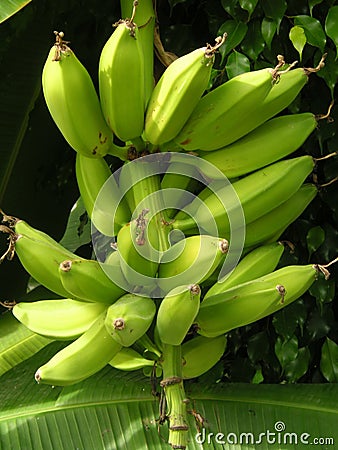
[0,0,337,384]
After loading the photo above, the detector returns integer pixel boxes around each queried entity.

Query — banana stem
[160,343,189,449]
[107,142,129,160]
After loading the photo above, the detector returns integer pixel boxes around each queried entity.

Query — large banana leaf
[0,0,31,24]
[0,342,337,450]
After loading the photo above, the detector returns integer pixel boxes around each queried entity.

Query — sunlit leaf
[0,0,31,23]
[294,15,326,52]
[225,51,250,78]
[325,6,338,59]
[0,313,52,376]
[320,337,338,382]
[289,25,307,60]
[1,346,337,449]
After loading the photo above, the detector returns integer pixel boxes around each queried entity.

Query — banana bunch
[1,10,335,449]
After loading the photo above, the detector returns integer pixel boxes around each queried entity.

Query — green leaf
[325,6,338,59]
[275,335,298,369]
[220,0,238,17]
[294,15,326,52]
[240,19,265,60]
[239,0,258,19]
[0,0,31,23]
[1,346,338,449]
[306,225,325,258]
[218,20,248,61]
[261,17,278,50]
[272,300,307,339]
[59,197,91,253]
[315,48,338,98]
[247,331,270,363]
[0,313,52,376]
[261,0,287,32]
[289,25,307,60]
[308,0,324,17]
[309,277,335,305]
[0,15,49,204]
[252,366,264,384]
[284,346,311,382]
[320,337,338,382]
[225,51,250,79]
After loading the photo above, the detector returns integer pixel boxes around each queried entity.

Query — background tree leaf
[225,50,250,79]
[325,6,338,59]
[308,0,324,17]
[294,15,326,52]
[261,17,278,50]
[218,20,248,62]
[0,0,31,24]
[315,48,338,97]
[289,25,307,60]
[261,0,287,32]
[239,0,259,20]
[320,337,338,382]
[240,19,265,60]
[306,225,325,259]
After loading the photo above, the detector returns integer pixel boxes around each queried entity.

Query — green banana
[198,113,318,179]
[120,0,155,107]
[144,34,226,145]
[157,235,229,293]
[104,293,156,346]
[160,159,200,219]
[12,233,79,298]
[35,312,122,386]
[12,299,107,340]
[78,156,131,237]
[156,284,201,345]
[205,242,285,299]
[196,263,323,338]
[109,347,154,371]
[174,65,279,151]
[244,183,317,248]
[174,156,315,237]
[42,31,112,158]
[75,153,111,218]
[245,59,325,131]
[10,218,76,258]
[118,158,163,217]
[117,212,160,288]
[59,258,126,303]
[181,335,227,379]
[98,5,145,142]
